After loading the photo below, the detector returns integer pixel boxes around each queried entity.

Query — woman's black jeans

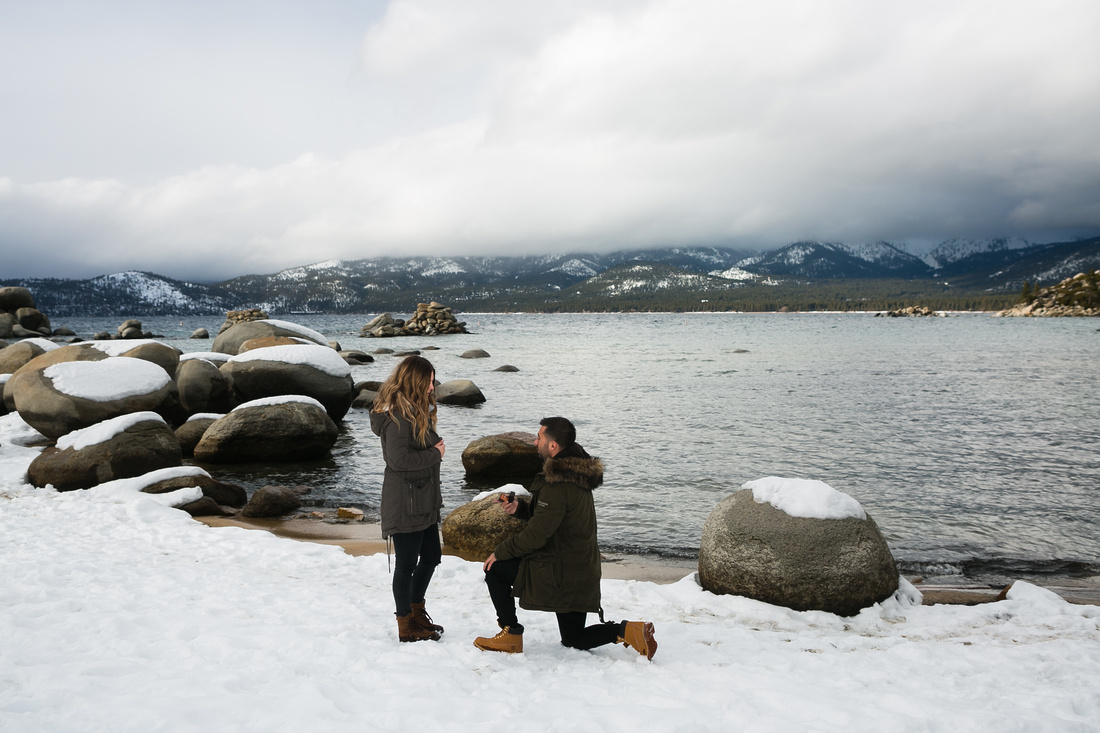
[391,525,442,616]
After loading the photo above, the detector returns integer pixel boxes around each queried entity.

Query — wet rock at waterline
[461,432,541,480]
[435,379,486,406]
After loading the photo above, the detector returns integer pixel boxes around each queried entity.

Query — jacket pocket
[405,475,436,517]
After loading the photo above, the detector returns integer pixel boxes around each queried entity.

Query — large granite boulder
[0,286,36,312]
[118,342,181,375]
[238,336,309,353]
[11,356,180,440]
[2,342,102,412]
[27,412,182,491]
[176,358,231,416]
[441,491,528,561]
[16,308,51,334]
[0,338,57,375]
[461,432,541,480]
[192,397,339,463]
[220,344,354,421]
[698,479,899,616]
[435,379,486,406]
[0,313,16,338]
[212,319,327,356]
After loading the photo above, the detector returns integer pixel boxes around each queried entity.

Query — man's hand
[496,495,518,515]
[483,552,497,571]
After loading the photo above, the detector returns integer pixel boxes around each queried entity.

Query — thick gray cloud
[2,0,1098,281]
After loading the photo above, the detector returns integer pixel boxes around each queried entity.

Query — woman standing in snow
[369,355,446,642]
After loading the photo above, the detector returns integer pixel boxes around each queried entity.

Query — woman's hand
[434,439,446,458]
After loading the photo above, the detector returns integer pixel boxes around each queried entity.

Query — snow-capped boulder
[238,336,310,353]
[0,338,58,375]
[460,432,541,479]
[11,356,179,440]
[3,343,100,412]
[27,412,182,491]
[219,344,354,421]
[212,319,327,355]
[192,397,339,463]
[441,491,528,561]
[174,414,221,456]
[137,466,247,509]
[698,480,899,616]
[435,379,486,406]
[176,359,231,416]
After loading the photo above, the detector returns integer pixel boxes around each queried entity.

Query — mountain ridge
[5,237,1098,317]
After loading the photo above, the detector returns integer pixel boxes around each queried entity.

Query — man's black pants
[484,556,623,650]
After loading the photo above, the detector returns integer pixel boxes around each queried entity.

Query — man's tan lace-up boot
[473,626,523,653]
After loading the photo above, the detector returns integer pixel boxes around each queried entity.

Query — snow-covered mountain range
[5,237,1098,316]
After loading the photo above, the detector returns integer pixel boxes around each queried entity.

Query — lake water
[57,312,1100,586]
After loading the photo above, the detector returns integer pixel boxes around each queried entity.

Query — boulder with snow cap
[11,356,180,440]
[192,396,339,463]
[238,336,310,353]
[212,319,327,356]
[174,414,221,456]
[219,344,354,421]
[698,479,899,616]
[0,338,57,375]
[176,359,231,416]
[3,342,103,412]
[441,491,529,561]
[118,342,181,375]
[136,466,247,509]
[27,412,182,491]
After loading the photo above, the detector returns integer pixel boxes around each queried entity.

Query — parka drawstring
[387,535,392,573]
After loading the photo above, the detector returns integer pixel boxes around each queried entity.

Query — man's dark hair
[539,416,576,450]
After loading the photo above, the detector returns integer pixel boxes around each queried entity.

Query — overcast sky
[2,0,1098,282]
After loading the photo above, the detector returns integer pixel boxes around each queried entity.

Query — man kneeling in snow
[474,416,656,660]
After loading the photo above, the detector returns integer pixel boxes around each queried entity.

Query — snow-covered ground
[2,413,1099,732]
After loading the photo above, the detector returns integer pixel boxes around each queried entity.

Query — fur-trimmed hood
[542,454,604,491]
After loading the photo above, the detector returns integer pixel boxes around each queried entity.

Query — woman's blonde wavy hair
[372,355,437,445]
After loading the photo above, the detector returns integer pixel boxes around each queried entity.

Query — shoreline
[195,515,1100,606]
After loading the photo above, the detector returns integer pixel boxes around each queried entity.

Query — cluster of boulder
[996,271,1100,317]
[2,316,359,518]
[875,305,943,317]
[91,319,164,340]
[219,308,271,334]
[0,287,57,339]
[444,431,902,616]
[360,302,468,337]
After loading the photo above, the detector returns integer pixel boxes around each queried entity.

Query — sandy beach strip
[195,515,1100,605]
